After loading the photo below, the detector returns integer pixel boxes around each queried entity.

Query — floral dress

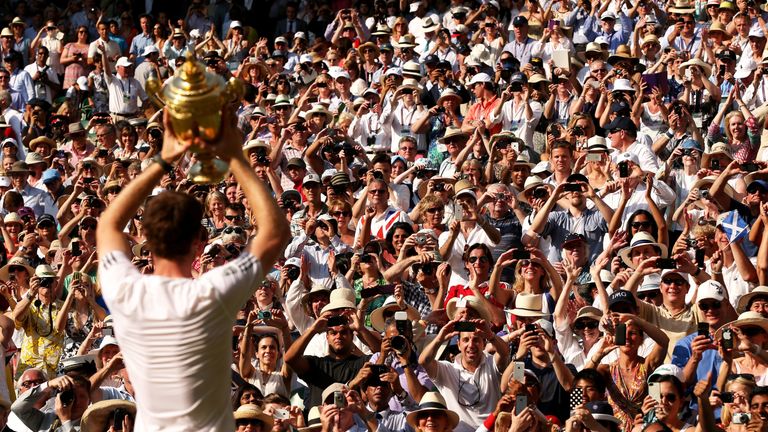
[15,301,65,379]
[58,311,94,373]
[607,361,650,432]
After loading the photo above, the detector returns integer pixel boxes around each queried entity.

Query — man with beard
[285,289,380,408]
[419,318,509,432]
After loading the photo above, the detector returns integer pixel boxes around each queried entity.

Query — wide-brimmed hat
[737,286,768,313]
[489,131,523,149]
[3,213,21,226]
[587,136,613,153]
[445,295,493,322]
[272,94,293,108]
[357,42,380,57]
[607,45,637,65]
[8,161,29,174]
[301,282,331,311]
[25,152,46,166]
[574,306,603,324]
[394,34,417,48]
[406,392,459,430]
[619,232,667,268]
[298,406,322,432]
[519,176,553,204]
[690,175,736,199]
[0,257,35,282]
[437,127,468,144]
[510,293,548,318]
[80,400,137,432]
[436,88,462,106]
[320,288,357,314]
[67,122,86,136]
[708,22,731,39]
[669,0,696,13]
[233,404,274,429]
[0,28,11,38]
[421,17,440,33]
[701,142,733,168]
[715,311,768,340]
[10,17,26,27]
[29,137,55,153]
[680,58,713,79]
[585,42,608,59]
[305,104,332,123]
[239,61,270,81]
[370,296,421,332]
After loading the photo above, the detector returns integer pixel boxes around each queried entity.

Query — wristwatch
[152,154,174,173]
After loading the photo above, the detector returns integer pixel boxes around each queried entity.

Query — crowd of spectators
[2,0,768,431]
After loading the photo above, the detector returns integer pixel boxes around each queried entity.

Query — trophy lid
[162,52,227,103]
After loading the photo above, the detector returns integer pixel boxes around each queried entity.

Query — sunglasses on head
[662,277,686,285]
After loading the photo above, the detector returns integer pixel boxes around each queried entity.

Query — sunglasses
[661,277,686,285]
[638,290,660,300]
[519,259,538,268]
[727,373,756,381]
[331,211,351,217]
[369,189,386,195]
[9,266,25,273]
[413,263,436,275]
[224,215,243,221]
[574,320,599,330]
[426,207,442,214]
[682,20,695,25]
[660,393,678,402]
[468,255,489,264]
[318,223,331,231]
[632,221,652,229]
[698,301,722,311]
[223,226,245,235]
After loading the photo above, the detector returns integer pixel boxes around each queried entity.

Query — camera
[391,335,408,355]
[673,105,684,116]
[433,183,445,192]
[510,82,523,92]
[435,106,446,114]
[532,187,548,200]
[286,266,300,281]
[60,389,75,406]
[572,126,584,137]
[148,128,162,139]
[39,277,54,288]
[733,413,751,425]
[372,170,385,180]
[257,310,272,320]
[414,234,427,245]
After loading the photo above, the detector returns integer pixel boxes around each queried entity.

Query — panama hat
[607,45,637,65]
[510,293,548,318]
[701,142,733,168]
[357,42,380,57]
[680,58,713,79]
[320,288,357,314]
[669,0,696,13]
[233,404,274,429]
[737,286,768,313]
[690,175,736,199]
[715,311,768,340]
[394,34,417,48]
[437,127,468,144]
[80,400,137,432]
[406,392,459,430]
[619,232,667,268]
[305,104,332,123]
[445,296,493,322]
[298,407,322,432]
[0,257,34,282]
[436,88,462,106]
[519,176,553,204]
[369,296,421,332]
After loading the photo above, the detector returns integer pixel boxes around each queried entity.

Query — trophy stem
[188,153,229,184]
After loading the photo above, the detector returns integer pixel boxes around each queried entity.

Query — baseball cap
[615,152,641,166]
[41,169,61,184]
[302,174,321,186]
[115,57,132,68]
[467,73,492,85]
[604,116,637,132]
[648,364,684,383]
[36,214,55,227]
[512,16,529,27]
[697,280,726,302]
[562,233,586,248]
[608,290,637,309]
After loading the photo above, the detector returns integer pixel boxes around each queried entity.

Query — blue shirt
[671,331,723,418]
[130,32,154,63]
[583,13,632,53]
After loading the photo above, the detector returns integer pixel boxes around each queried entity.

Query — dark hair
[371,153,391,166]
[233,383,264,409]
[463,243,495,266]
[550,139,573,154]
[574,368,607,394]
[627,210,658,241]
[750,386,768,404]
[142,191,205,259]
[262,392,291,405]
[243,83,257,103]
[385,221,414,249]
[655,375,684,396]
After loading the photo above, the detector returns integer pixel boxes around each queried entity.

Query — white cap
[384,67,403,77]
[0,176,10,188]
[189,29,201,39]
[142,44,159,56]
[749,27,766,39]
[115,57,132,68]
[275,36,288,44]
[294,31,307,40]
[600,10,617,20]
[455,188,477,200]
[595,36,610,45]
[531,161,551,175]
[329,67,351,80]
[648,364,684,383]
[285,257,301,267]
[697,280,726,302]
[613,78,634,92]
[467,72,492,85]
[76,76,88,91]
[300,53,313,64]
[734,63,756,79]
[615,152,641,166]
[229,20,242,30]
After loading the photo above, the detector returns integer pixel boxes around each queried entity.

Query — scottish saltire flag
[720,211,749,243]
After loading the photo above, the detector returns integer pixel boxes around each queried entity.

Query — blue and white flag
[719,211,749,244]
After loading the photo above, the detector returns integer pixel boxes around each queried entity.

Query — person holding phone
[583,312,669,431]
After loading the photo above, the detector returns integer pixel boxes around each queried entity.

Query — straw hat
[406,392,459,430]
[607,45,637,65]
[80,400,137,432]
[709,22,732,39]
[436,88,462,106]
[305,104,332,123]
[369,296,421,332]
[510,293,548,318]
[29,137,55,153]
[233,404,274,429]
[3,213,21,226]
[701,142,734,168]
[357,41,380,57]
[320,288,357,314]
[0,257,35,282]
[298,407,322,432]
[519,176,553,204]
[715,311,768,340]
[421,17,440,33]
[445,295,493,322]
[394,34,417,48]
[618,232,667,268]
[437,127,468,144]
[669,0,696,13]
[680,57,713,79]
[690,175,736,199]
[737,286,768,313]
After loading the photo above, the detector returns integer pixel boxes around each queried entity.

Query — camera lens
[391,335,407,354]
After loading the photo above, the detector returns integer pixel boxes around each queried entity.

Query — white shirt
[104,72,147,115]
[99,251,264,432]
[488,99,543,145]
[438,223,498,286]
[88,39,121,71]
[23,63,60,104]
[611,140,660,173]
[432,353,502,432]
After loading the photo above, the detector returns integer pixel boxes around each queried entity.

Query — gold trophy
[145,52,244,184]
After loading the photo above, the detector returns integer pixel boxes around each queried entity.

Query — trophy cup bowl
[145,53,244,184]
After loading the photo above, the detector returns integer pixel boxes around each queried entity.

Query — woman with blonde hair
[201,191,229,236]
[412,194,448,237]
[718,375,756,430]
[328,200,355,247]
[489,247,562,308]
[223,22,250,71]
[55,272,107,367]
[391,17,409,43]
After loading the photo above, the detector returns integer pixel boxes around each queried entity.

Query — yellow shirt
[639,301,699,361]
[15,300,64,379]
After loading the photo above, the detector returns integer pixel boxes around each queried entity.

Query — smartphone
[722,328,733,349]
[618,161,630,178]
[695,249,705,269]
[525,323,537,333]
[720,392,734,403]
[570,388,584,410]
[512,250,530,260]
[719,64,726,77]
[648,382,661,402]
[563,183,582,192]
[586,153,602,162]
[698,322,710,337]
[548,19,556,29]
[512,361,525,382]
[614,323,627,346]
[113,408,126,431]
[273,408,290,420]
[369,364,388,377]
[71,241,82,257]
[360,286,382,299]
[334,391,347,408]
[454,321,477,332]
[327,315,348,327]
[741,162,760,172]
[515,395,528,415]
[103,327,114,337]
[656,258,677,269]
[711,159,721,171]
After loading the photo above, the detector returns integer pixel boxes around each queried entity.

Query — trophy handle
[145,76,167,109]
